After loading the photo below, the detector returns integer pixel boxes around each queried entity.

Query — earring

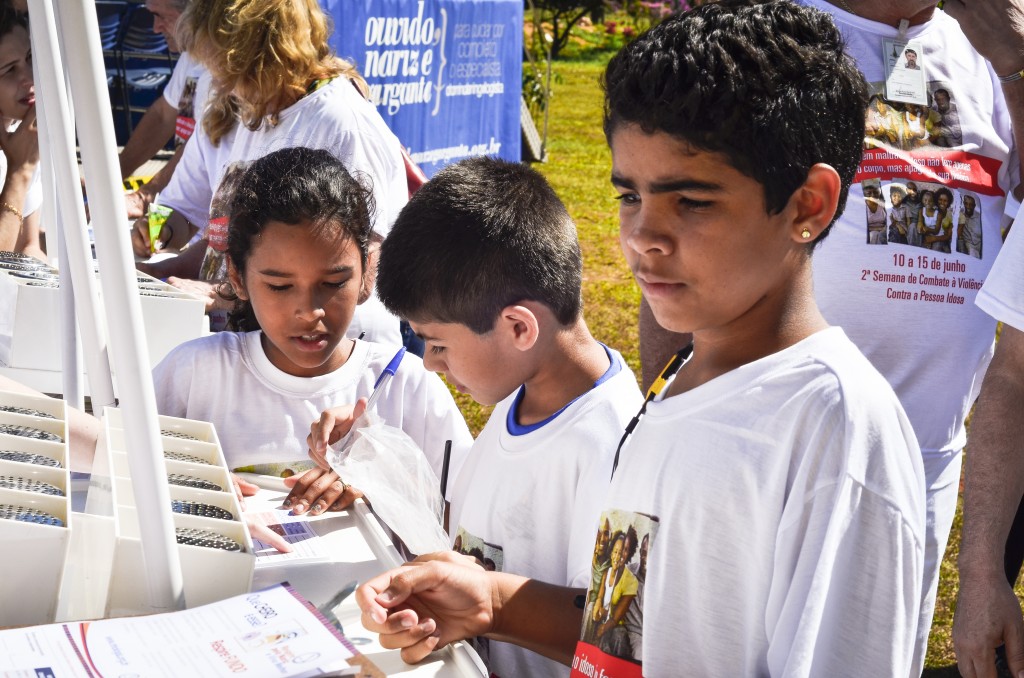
[800,228,812,239]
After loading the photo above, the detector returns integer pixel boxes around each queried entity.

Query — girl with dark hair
[151,147,471,519]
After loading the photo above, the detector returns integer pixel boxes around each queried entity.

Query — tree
[529,0,606,59]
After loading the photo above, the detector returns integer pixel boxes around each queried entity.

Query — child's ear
[499,304,540,352]
[226,260,248,301]
[790,163,842,243]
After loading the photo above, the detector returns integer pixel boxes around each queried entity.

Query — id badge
[883,38,928,105]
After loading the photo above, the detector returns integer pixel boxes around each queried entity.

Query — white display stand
[0,261,208,375]
[79,408,254,618]
[0,389,70,627]
[246,477,488,677]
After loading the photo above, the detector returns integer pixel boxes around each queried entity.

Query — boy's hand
[282,467,363,515]
[356,558,498,664]
[307,398,368,468]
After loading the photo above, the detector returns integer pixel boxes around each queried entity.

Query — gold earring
[800,228,812,239]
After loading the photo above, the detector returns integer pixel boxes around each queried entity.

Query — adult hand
[356,558,498,664]
[0,104,39,173]
[166,277,220,313]
[130,215,157,257]
[953,572,1024,678]
[940,0,1024,76]
[125,190,148,220]
[282,467,363,515]
[307,398,368,469]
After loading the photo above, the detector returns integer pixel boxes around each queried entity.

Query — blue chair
[116,4,175,138]
[96,1,130,142]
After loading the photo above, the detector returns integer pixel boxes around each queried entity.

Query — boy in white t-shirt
[353,2,928,676]
[371,157,643,678]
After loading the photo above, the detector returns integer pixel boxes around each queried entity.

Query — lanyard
[610,342,694,478]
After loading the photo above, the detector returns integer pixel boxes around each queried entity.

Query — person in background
[0,2,41,259]
[152,147,471,520]
[117,0,210,220]
[131,0,407,343]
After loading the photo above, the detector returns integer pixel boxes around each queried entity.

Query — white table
[243,477,486,677]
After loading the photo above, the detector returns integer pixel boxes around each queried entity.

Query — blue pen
[364,346,406,412]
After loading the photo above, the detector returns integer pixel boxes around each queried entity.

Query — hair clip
[0,425,63,443]
[167,473,223,492]
[164,451,211,465]
[0,450,62,467]
[0,405,56,419]
[161,430,200,441]
[0,504,64,527]
[171,500,234,521]
[0,475,65,496]
[175,527,241,551]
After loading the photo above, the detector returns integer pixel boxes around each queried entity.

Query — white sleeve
[977,202,1024,331]
[333,127,407,238]
[158,133,213,231]
[162,54,191,109]
[766,479,922,677]
[566,440,615,588]
[151,344,196,419]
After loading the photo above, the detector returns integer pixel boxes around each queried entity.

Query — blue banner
[322,0,523,177]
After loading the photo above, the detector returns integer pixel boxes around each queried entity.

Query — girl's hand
[246,519,293,554]
[230,472,260,510]
[0,105,39,174]
[282,467,363,515]
[307,398,367,468]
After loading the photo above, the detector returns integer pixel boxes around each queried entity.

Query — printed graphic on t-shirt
[452,526,504,572]
[572,509,658,678]
[452,527,503,672]
[175,76,198,145]
[199,161,249,285]
[851,80,999,306]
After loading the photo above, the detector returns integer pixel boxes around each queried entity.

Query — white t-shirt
[160,76,408,339]
[573,328,926,677]
[161,76,407,239]
[803,0,1019,456]
[161,52,211,146]
[152,331,472,481]
[450,346,642,678]
[976,203,1024,330]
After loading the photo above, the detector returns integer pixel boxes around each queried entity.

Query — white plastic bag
[328,410,449,556]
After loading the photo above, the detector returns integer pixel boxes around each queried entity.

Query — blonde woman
[132,0,407,342]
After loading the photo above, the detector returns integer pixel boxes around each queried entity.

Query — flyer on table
[0,583,361,677]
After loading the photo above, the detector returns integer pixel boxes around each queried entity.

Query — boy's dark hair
[0,2,27,41]
[603,0,868,243]
[224,146,373,331]
[377,156,583,334]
